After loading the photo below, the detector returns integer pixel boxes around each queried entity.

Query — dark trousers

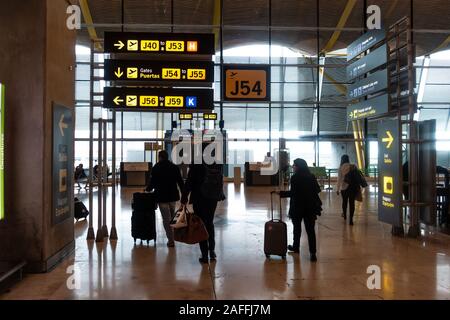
[341,189,356,220]
[193,198,218,257]
[291,215,316,254]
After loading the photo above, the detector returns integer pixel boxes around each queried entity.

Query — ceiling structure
[76,0,450,56]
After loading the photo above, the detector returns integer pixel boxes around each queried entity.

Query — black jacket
[280,172,322,218]
[146,160,184,203]
[181,164,224,204]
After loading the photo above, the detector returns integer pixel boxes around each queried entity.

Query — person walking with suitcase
[278,158,322,262]
[181,160,225,264]
[146,150,184,247]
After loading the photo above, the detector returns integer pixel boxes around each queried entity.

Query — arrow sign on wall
[59,114,68,137]
[382,130,394,149]
[114,41,125,50]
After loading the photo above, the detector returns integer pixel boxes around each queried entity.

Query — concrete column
[0,0,76,272]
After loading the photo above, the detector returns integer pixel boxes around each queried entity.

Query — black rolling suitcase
[74,197,89,221]
[131,192,157,245]
[264,191,287,259]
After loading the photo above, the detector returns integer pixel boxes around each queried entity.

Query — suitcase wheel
[133,238,136,244]
[282,256,286,260]
[146,240,149,245]
[265,255,270,259]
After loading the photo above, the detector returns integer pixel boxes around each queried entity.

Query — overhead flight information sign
[348,69,388,100]
[104,60,214,83]
[0,84,4,220]
[179,113,194,120]
[347,29,386,61]
[203,113,217,120]
[347,44,388,80]
[347,94,389,121]
[378,120,402,227]
[223,64,270,101]
[103,87,214,112]
[104,32,215,55]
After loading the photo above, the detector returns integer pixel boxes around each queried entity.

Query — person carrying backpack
[181,160,225,264]
[337,155,367,225]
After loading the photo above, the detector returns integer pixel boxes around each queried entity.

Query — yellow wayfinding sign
[382,130,394,149]
[223,65,270,101]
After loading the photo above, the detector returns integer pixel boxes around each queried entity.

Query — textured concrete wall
[0,0,76,272]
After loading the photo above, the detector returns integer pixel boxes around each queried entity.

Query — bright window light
[222,44,305,57]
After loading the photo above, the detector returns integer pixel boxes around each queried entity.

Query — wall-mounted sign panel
[52,104,74,225]
[347,94,389,121]
[348,69,388,100]
[347,44,388,80]
[179,113,194,120]
[0,84,4,220]
[104,60,214,83]
[378,120,402,227]
[347,29,386,61]
[203,113,217,120]
[223,64,270,101]
[104,32,215,55]
[103,87,214,112]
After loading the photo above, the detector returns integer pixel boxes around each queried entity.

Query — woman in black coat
[279,158,321,262]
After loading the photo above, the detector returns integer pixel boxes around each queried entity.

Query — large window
[74,1,450,171]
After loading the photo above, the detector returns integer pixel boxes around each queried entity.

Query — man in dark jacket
[279,158,321,262]
[181,162,224,264]
[146,150,184,247]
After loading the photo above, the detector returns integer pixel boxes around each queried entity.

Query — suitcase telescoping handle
[270,191,282,222]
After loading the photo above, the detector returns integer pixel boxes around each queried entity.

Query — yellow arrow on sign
[113,96,124,105]
[114,41,125,50]
[382,130,394,149]
[115,67,123,78]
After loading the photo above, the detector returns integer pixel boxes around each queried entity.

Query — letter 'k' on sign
[186,96,197,108]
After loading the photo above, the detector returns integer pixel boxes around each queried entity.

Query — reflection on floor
[1,183,449,300]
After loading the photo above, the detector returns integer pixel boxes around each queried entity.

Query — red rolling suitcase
[264,191,287,259]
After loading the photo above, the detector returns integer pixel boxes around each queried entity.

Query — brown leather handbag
[173,207,209,244]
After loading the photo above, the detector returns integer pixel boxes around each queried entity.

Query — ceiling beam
[321,0,357,54]
[79,0,102,50]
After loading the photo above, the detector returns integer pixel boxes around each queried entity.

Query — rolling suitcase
[131,192,157,245]
[74,197,89,221]
[264,191,287,259]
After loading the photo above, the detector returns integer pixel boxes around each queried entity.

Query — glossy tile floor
[1,183,449,300]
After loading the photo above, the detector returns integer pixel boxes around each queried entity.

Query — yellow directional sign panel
[378,120,401,227]
[223,65,270,102]
[203,113,217,120]
[104,88,214,112]
[104,32,214,55]
[105,60,214,83]
[179,113,193,120]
